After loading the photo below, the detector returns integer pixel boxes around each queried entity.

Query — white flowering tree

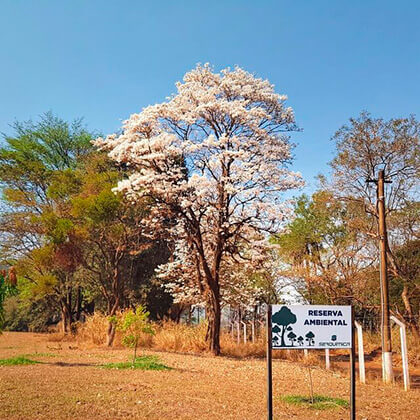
[159,236,279,309]
[95,64,303,354]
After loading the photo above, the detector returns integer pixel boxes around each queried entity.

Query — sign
[271,305,352,350]
[266,304,356,420]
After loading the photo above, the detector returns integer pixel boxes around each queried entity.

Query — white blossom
[94,64,303,351]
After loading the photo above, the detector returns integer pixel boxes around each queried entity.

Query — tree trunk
[106,263,122,346]
[205,304,211,342]
[106,321,116,347]
[207,283,221,355]
[401,285,420,340]
[187,305,192,324]
[75,286,82,321]
[168,303,183,323]
[133,339,138,366]
[60,289,73,333]
[60,304,71,334]
[106,298,119,347]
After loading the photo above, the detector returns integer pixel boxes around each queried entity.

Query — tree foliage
[325,112,420,335]
[95,64,302,354]
[273,191,379,312]
[0,113,96,332]
[0,114,171,337]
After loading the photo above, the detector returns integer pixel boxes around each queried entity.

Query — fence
[224,308,414,391]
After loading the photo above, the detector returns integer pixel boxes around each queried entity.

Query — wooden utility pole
[377,169,394,383]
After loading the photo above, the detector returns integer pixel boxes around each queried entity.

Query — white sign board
[271,305,352,349]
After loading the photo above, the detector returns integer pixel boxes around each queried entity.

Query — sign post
[266,305,273,420]
[350,306,355,420]
[266,304,355,419]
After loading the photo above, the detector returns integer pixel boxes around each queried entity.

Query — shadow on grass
[280,394,349,410]
[51,361,97,367]
[100,355,172,371]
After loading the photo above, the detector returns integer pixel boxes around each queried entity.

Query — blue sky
[1,0,419,193]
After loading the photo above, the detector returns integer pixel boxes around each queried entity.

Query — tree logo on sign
[272,306,318,347]
[272,306,297,347]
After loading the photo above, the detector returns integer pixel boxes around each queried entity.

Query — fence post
[355,321,366,384]
[241,321,247,344]
[252,321,256,343]
[390,316,410,391]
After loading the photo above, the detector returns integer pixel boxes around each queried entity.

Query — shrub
[100,355,170,370]
[111,306,155,365]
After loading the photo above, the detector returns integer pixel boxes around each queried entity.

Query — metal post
[325,349,330,370]
[266,305,273,420]
[391,316,410,391]
[378,169,393,384]
[355,321,366,384]
[350,306,356,420]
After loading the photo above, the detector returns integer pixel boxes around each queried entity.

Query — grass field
[0,332,418,419]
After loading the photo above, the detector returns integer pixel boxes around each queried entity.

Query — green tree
[0,113,95,332]
[0,114,172,336]
[68,153,165,345]
[112,306,154,366]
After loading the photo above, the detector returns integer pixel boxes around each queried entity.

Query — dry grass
[0,332,419,420]
[76,313,114,345]
[73,314,311,361]
[47,332,68,342]
[153,321,208,353]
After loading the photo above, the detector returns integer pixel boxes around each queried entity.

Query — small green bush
[100,355,170,370]
[281,394,349,410]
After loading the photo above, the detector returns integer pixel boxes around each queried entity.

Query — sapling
[111,306,154,366]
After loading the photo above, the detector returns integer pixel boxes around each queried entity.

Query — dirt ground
[0,332,418,420]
